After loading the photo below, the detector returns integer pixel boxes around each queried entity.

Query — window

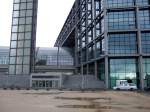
[19,18,25,24]
[141,32,150,53]
[13,18,18,25]
[10,57,16,64]
[26,10,33,16]
[108,11,136,30]
[136,0,149,5]
[143,58,150,87]
[107,0,135,7]
[139,10,150,29]
[108,33,137,54]
[96,38,105,57]
[109,59,138,88]
[11,33,18,40]
[14,4,20,10]
[12,26,18,32]
[13,11,19,17]
[10,49,16,56]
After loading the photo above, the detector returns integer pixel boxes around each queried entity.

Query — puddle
[57,104,112,109]
[56,96,124,111]
[23,92,64,95]
[135,106,150,110]
[55,97,111,101]
[57,104,123,110]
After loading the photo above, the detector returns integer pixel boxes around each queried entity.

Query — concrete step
[62,75,105,89]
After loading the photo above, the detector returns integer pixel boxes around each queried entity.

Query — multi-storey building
[55,0,150,89]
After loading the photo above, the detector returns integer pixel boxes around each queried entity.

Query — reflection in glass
[109,59,138,88]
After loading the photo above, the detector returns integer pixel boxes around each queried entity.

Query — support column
[136,6,144,90]
[86,64,89,75]
[139,56,144,90]
[104,0,109,89]
[95,61,98,79]
[105,56,109,89]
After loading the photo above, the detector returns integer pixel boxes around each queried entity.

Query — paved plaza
[0,90,150,112]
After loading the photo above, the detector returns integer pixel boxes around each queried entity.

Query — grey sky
[0,0,75,47]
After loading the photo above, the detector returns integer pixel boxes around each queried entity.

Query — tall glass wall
[9,0,38,75]
[109,59,138,88]
[143,58,150,87]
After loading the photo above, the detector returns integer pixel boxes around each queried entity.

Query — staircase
[62,75,105,90]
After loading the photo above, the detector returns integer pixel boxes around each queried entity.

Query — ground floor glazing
[77,57,150,89]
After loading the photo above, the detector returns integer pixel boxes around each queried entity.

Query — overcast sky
[0,0,75,47]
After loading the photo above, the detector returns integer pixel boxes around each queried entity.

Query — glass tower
[9,0,38,75]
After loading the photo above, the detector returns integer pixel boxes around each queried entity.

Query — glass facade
[107,0,135,7]
[0,47,9,65]
[0,56,9,65]
[54,0,150,89]
[35,48,74,66]
[9,0,38,75]
[141,32,150,53]
[109,59,138,88]
[139,9,150,29]
[108,10,136,30]
[108,33,137,54]
[143,58,150,87]
[97,60,105,81]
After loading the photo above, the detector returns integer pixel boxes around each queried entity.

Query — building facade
[0,47,74,88]
[55,0,150,89]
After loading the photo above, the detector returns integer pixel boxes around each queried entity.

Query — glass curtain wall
[9,0,38,75]
[143,58,150,87]
[109,59,138,88]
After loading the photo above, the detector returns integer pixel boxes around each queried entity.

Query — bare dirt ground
[0,90,150,112]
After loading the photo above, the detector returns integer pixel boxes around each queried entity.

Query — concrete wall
[0,75,30,88]
[62,75,105,89]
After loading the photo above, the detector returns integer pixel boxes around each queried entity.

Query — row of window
[108,11,136,30]
[108,33,137,54]
[0,56,9,65]
[9,56,30,65]
[36,55,74,66]
[14,0,33,3]
[78,32,150,63]
[14,2,33,10]
[12,25,32,32]
[107,0,150,7]
[9,64,30,75]
[109,32,150,54]
[10,48,31,56]
[11,32,31,41]
[13,10,33,17]
[13,17,32,25]
[109,58,150,88]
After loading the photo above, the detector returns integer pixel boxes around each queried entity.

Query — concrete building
[54,0,150,89]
